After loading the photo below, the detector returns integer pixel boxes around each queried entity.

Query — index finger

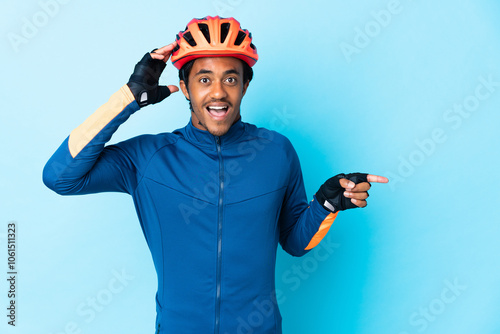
[150,41,178,61]
[366,174,389,183]
[154,41,177,54]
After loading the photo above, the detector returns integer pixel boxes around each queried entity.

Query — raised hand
[127,42,179,108]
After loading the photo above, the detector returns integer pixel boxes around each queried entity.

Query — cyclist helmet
[171,16,258,70]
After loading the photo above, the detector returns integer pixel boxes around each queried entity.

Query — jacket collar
[183,117,246,148]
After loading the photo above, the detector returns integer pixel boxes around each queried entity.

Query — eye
[225,77,237,84]
[199,77,210,84]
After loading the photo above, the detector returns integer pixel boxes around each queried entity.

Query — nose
[209,80,227,100]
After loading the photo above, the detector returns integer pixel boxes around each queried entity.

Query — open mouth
[206,105,229,120]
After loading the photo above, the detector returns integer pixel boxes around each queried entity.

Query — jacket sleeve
[278,140,339,257]
[42,85,141,195]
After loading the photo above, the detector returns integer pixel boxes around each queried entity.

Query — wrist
[315,188,338,213]
[126,82,148,107]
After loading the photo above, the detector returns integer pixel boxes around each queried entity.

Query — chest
[141,140,290,206]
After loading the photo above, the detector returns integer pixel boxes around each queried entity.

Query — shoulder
[240,122,300,168]
[242,122,294,150]
[121,132,179,147]
[106,132,180,160]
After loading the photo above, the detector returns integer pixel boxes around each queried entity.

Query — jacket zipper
[215,136,224,334]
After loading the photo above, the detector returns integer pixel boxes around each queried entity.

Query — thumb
[154,85,172,104]
[167,85,179,93]
[153,85,179,104]
[339,178,355,190]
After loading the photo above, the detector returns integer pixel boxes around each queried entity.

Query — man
[43,16,388,333]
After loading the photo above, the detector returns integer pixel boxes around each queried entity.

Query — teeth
[208,106,227,110]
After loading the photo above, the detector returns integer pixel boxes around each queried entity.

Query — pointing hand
[315,173,389,212]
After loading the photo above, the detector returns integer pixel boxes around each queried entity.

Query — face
[180,57,249,137]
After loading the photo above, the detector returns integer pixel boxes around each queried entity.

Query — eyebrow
[194,69,240,76]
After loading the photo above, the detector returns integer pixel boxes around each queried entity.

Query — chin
[208,127,230,137]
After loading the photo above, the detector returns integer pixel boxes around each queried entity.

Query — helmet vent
[183,31,197,47]
[220,23,230,43]
[198,23,211,43]
[250,43,256,50]
[234,31,246,46]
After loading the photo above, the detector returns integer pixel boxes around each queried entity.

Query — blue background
[1,0,499,333]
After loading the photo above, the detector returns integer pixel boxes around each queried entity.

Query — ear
[242,81,250,97]
[180,80,190,100]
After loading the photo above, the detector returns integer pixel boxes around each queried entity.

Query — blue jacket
[43,85,337,333]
